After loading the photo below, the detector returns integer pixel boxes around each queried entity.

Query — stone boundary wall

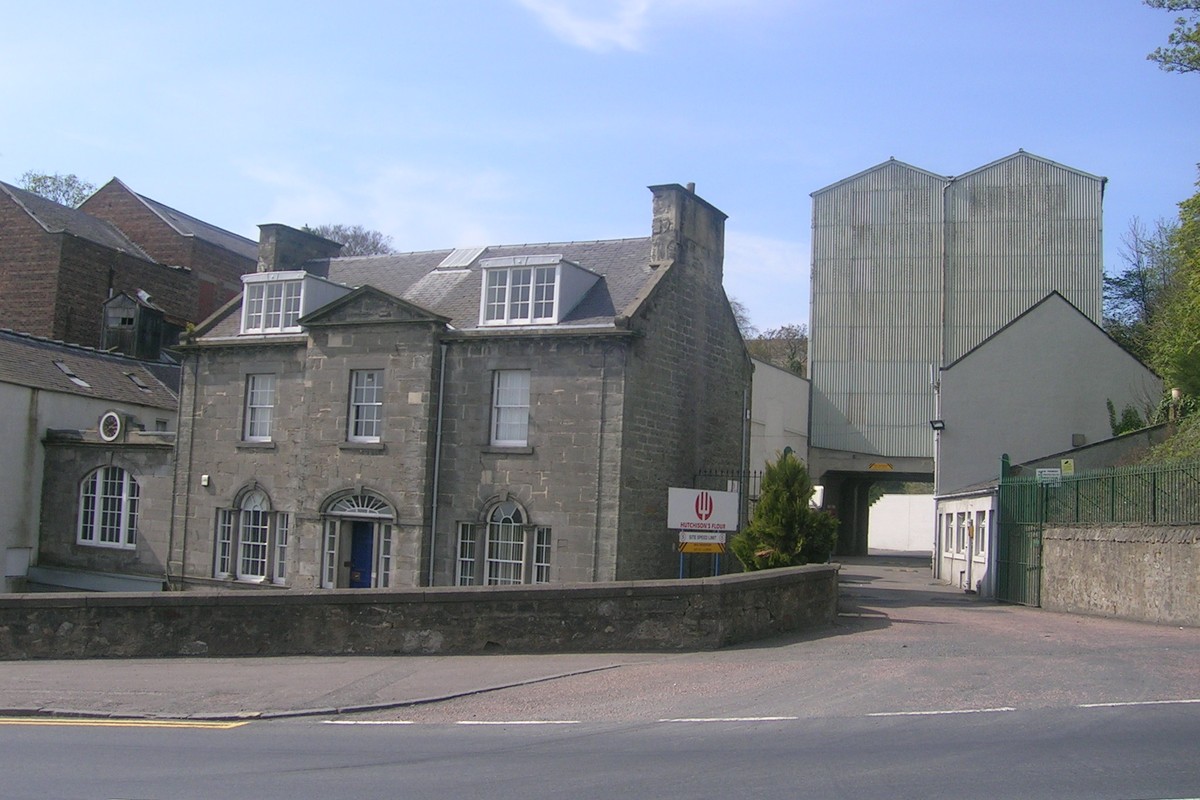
[1042,526,1199,626]
[0,565,838,660]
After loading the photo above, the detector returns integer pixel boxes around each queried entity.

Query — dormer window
[239,271,353,336]
[243,279,302,333]
[479,255,601,327]
[483,263,557,325]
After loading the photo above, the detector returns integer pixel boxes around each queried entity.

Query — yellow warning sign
[679,542,726,554]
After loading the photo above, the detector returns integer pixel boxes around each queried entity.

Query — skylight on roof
[126,371,152,391]
[437,247,486,270]
[54,361,91,388]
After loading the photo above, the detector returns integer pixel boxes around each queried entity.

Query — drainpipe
[427,341,448,587]
[170,352,200,589]
[592,347,609,581]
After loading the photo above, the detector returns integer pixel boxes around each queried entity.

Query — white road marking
[322,720,415,725]
[658,716,800,723]
[1078,698,1200,709]
[453,724,580,729]
[867,707,1016,717]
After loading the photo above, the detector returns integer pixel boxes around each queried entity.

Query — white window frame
[482,265,558,325]
[349,370,383,443]
[456,504,551,586]
[243,373,276,441]
[213,490,289,584]
[974,510,988,557]
[77,466,139,549]
[456,523,478,586]
[491,370,530,447]
[242,280,303,334]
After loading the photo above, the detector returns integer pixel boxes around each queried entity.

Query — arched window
[456,500,551,586]
[215,488,290,584]
[77,466,139,548]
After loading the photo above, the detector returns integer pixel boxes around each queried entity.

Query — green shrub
[731,451,838,570]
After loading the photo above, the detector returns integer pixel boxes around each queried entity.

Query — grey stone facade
[0,565,839,658]
[171,184,752,591]
[38,432,176,582]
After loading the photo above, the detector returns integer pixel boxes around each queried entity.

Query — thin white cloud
[516,0,651,52]
[723,230,810,331]
[515,0,765,52]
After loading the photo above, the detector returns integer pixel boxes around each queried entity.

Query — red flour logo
[694,491,714,521]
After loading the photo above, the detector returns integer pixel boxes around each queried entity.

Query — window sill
[483,445,534,455]
[237,441,276,450]
[340,441,386,452]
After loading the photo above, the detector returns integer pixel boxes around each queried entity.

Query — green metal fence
[996,476,1046,606]
[996,459,1200,606]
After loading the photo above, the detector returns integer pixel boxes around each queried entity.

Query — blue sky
[2,0,1196,332]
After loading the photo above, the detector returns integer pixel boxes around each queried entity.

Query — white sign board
[1036,468,1062,487]
[667,488,739,532]
[679,530,727,544]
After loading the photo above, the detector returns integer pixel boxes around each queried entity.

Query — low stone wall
[1042,526,1199,626]
[0,565,838,660]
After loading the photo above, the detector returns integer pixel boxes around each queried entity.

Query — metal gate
[995,476,1044,606]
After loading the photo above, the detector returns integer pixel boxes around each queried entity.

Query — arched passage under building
[818,470,933,557]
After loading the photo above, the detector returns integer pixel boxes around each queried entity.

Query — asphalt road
[1,704,1198,800]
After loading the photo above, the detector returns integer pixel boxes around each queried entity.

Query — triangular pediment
[300,285,449,327]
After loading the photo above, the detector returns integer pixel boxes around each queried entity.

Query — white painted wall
[750,358,809,470]
[868,494,934,554]
[933,492,997,597]
[936,294,1161,496]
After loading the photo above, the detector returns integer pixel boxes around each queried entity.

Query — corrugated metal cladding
[809,152,1105,460]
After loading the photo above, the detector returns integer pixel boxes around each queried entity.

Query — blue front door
[349,521,373,588]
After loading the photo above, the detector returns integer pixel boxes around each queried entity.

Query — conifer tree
[731,450,837,570]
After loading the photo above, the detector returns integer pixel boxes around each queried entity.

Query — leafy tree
[303,224,396,256]
[1146,172,1200,397]
[731,450,837,570]
[728,296,758,339]
[1146,0,1200,73]
[746,323,808,377]
[18,171,96,208]
[1104,217,1180,360]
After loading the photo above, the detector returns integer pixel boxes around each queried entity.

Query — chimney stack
[256,224,344,277]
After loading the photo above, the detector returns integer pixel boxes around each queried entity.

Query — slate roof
[326,237,654,330]
[0,181,155,261]
[194,236,657,341]
[0,329,179,410]
[130,183,259,261]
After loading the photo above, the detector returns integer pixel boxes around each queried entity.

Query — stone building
[0,329,179,592]
[170,184,752,590]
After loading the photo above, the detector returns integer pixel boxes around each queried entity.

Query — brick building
[0,179,257,354]
[170,184,752,589]
[81,178,257,322]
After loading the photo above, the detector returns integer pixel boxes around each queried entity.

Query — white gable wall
[936,294,1161,496]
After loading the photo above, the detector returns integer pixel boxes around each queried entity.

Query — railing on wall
[1039,461,1200,526]
[693,468,765,525]
[996,459,1200,606]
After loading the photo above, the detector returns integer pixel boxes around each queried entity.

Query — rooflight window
[243,280,303,333]
[54,361,91,388]
[125,372,152,392]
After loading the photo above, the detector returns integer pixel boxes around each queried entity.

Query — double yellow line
[0,717,248,729]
